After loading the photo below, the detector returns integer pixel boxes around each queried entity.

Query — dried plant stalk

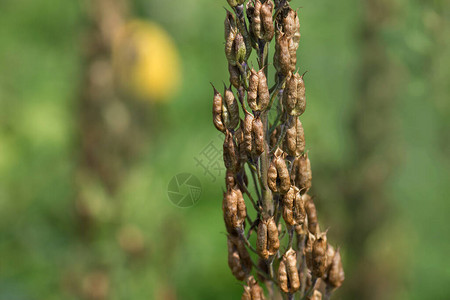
[211,0,344,298]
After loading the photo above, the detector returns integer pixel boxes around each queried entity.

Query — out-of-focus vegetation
[0,0,449,299]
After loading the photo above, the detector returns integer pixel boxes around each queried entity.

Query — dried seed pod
[282,186,305,226]
[223,187,247,230]
[284,117,305,156]
[242,276,266,300]
[243,112,254,154]
[260,0,274,42]
[235,122,248,164]
[310,290,322,300]
[212,85,225,132]
[257,70,270,110]
[252,116,265,156]
[326,248,345,288]
[278,248,300,293]
[225,22,237,66]
[292,73,306,116]
[305,232,316,270]
[274,33,292,76]
[225,10,237,41]
[294,222,308,236]
[267,160,278,193]
[312,232,328,278]
[304,194,319,234]
[247,69,259,110]
[291,153,312,194]
[247,0,262,40]
[256,217,279,260]
[227,235,252,281]
[223,130,239,171]
[224,85,240,130]
[229,63,241,88]
[267,148,290,194]
[282,72,297,113]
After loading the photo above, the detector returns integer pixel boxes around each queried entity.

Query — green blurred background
[0,0,449,299]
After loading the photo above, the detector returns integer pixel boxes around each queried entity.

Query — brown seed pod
[257,70,270,111]
[284,117,305,156]
[223,130,239,171]
[229,63,241,88]
[292,73,306,116]
[248,69,259,110]
[274,33,292,76]
[235,122,248,165]
[305,232,316,270]
[304,194,319,235]
[260,0,274,42]
[247,0,262,41]
[267,160,278,193]
[252,116,265,156]
[212,85,225,132]
[312,232,328,278]
[256,217,279,260]
[224,85,240,130]
[243,112,254,155]
[291,153,312,194]
[282,72,297,113]
[223,187,247,231]
[225,10,237,41]
[278,248,300,293]
[325,244,336,273]
[267,148,289,194]
[227,235,252,281]
[326,248,345,288]
[225,24,237,66]
[282,186,305,226]
[242,276,266,300]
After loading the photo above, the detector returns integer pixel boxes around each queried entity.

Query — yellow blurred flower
[113,19,181,102]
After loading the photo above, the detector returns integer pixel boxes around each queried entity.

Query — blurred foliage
[0,0,449,299]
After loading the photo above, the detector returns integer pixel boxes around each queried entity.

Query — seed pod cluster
[282,186,306,227]
[283,72,306,116]
[213,0,343,298]
[274,7,301,78]
[256,217,280,260]
[246,0,274,42]
[267,148,290,194]
[247,69,270,112]
[242,276,266,300]
[284,117,305,156]
[225,10,247,66]
[223,186,247,231]
[243,113,265,156]
[278,248,300,293]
